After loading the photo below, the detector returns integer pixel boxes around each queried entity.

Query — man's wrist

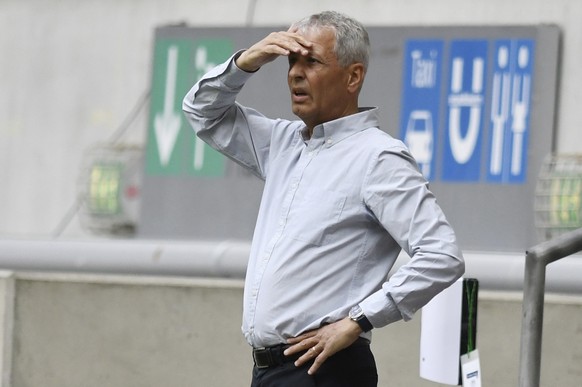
[234,50,260,73]
[348,305,374,332]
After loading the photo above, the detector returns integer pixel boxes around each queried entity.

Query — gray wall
[0,272,579,386]
[1,0,582,239]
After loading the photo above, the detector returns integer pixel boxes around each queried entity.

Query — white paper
[419,278,463,385]
[461,349,482,387]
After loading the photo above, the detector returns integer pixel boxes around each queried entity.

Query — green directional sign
[187,39,233,177]
[146,37,233,176]
[146,38,190,175]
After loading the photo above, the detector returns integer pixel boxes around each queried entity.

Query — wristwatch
[348,305,374,332]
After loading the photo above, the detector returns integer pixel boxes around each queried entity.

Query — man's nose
[288,61,305,79]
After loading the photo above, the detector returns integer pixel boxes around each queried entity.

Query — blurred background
[0,0,581,386]
[1,0,581,241]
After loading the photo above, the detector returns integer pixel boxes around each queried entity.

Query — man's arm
[182,53,269,177]
[284,145,464,375]
[359,146,464,327]
[182,29,314,178]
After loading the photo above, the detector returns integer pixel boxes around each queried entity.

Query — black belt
[252,337,370,369]
[252,344,298,369]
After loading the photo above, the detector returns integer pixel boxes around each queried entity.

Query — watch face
[349,305,364,319]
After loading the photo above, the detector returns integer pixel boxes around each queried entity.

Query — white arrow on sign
[154,45,181,166]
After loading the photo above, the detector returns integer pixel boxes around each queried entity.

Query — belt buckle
[252,347,272,369]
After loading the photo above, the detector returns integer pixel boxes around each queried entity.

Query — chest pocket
[287,189,347,246]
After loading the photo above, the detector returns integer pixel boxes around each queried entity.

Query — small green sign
[88,163,122,215]
[550,176,582,227]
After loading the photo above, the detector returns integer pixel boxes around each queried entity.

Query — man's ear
[347,63,365,93]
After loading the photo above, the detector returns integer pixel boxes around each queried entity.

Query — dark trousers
[250,340,378,387]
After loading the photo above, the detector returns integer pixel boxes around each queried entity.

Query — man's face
[287,27,354,131]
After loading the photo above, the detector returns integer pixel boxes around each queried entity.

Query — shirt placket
[247,135,323,344]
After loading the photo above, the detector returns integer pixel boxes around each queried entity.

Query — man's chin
[291,106,307,120]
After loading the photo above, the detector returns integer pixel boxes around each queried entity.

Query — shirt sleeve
[182,51,274,179]
[359,144,465,328]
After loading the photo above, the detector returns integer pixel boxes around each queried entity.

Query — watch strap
[355,315,374,332]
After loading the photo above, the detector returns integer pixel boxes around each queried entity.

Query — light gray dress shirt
[183,53,465,348]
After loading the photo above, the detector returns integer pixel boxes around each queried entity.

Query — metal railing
[519,227,582,387]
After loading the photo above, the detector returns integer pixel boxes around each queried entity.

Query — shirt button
[327,138,333,144]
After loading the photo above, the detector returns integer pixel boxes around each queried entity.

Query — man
[183,11,464,387]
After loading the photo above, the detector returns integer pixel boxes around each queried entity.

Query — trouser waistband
[252,337,370,369]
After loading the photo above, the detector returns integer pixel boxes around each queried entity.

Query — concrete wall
[1,0,582,238]
[0,271,580,386]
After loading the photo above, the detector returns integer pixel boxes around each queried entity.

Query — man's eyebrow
[289,53,303,65]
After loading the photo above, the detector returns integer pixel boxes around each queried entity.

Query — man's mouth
[292,89,309,102]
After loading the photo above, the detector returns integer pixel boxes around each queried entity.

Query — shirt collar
[299,107,380,147]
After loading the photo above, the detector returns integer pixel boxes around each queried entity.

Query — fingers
[236,31,312,72]
[284,339,322,365]
[302,344,329,375]
[286,330,316,345]
[265,31,312,56]
[284,333,316,357]
[283,330,329,373]
[286,340,329,375]
[308,348,329,375]
[284,319,363,375]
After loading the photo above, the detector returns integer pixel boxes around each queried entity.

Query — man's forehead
[298,26,336,54]
[296,25,335,39]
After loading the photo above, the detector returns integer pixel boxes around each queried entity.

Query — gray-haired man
[183,10,464,387]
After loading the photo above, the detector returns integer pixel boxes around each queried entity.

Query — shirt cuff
[359,289,404,329]
[222,50,256,89]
